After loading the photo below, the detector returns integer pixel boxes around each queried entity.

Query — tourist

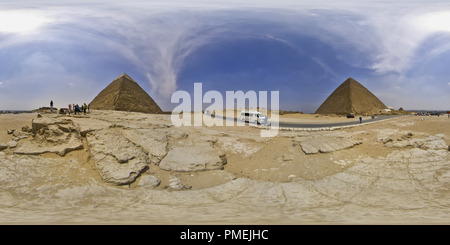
[359,116,362,124]
[83,103,87,115]
[68,104,71,115]
[50,100,53,113]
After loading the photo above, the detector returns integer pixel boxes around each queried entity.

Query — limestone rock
[6,141,18,148]
[121,128,168,163]
[381,133,448,150]
[159,146,226,172]
[31,117,73,134]
[15,117,83,156]
[217,136,262,157]
[86,129,149,185]
[71,118,112,137]
[297,136,362,154]
[138,175,160,188]
[22,126,32,133]
[168,176,184,190]
[0,143,7,151]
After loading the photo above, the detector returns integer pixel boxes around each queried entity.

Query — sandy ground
[0,111,449,224]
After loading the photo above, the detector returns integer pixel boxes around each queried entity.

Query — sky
[0,0,449,112]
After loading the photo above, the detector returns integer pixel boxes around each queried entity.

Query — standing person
[83,103,87,115]
[68,104,71,115]
[359,116,362,124]
[50,100,53,113]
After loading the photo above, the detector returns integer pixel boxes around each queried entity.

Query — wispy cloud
[1,0,450,110]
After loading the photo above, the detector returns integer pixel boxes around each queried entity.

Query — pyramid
[315,77,387,115]
[89,73,163,114]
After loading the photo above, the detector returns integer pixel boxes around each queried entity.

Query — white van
[240,110,268,125]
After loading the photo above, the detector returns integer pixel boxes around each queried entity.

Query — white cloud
[1,0,450,110]
[0,10,51,34]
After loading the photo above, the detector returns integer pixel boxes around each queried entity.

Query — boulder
[0,143,7,151]
[168,176,185,190]
[138,175,161,188]
[6,141,18,148]
[31,117,73,134]
[159,146,226,172]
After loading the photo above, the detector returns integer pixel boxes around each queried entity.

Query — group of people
[51,100,90,115]
[68,103,89,115]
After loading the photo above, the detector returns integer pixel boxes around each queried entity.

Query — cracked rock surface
[86,128,149,185]
[0,111,449,224]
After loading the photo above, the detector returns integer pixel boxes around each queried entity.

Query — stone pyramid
[315,77,387,115]
[89,73,163,114]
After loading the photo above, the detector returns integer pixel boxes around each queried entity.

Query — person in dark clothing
[359,117,362,124]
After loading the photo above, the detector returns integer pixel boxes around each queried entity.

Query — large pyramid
[315,77,387,115]
[89,73,163,114]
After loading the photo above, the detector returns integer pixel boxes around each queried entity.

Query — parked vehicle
[240,110,267,125]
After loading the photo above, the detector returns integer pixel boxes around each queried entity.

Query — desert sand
[0,110,449,224]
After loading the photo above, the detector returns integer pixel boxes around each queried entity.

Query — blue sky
[0,0,449,112]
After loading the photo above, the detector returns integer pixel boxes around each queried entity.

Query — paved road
[212,114,404,128]
[277,115,404,128]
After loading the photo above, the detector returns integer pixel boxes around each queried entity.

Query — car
[346,114,355,118]
[240,110,268,125]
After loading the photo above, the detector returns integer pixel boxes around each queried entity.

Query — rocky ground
[0,111,449,224]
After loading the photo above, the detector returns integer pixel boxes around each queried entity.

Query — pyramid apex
[344,77,358,83]
[114,73,137,83]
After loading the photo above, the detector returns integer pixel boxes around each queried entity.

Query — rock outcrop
[15,117,83,156]
[159,146,226,172]
[295,135,363,154]
[121,128,168,163]
[86,128,150,185]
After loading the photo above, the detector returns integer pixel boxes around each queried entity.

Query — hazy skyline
[0,0,449,112]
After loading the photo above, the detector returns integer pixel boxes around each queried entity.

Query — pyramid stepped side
[114,77,163,113]
[315,80,353,115]
[90,73,163,114]
[89,78,123,111]
[315,77,387,115]
[348,80,387,114]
